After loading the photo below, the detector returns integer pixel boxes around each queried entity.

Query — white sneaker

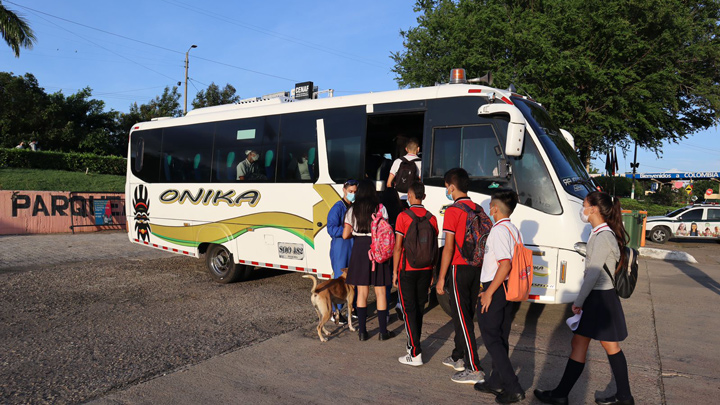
[398,353,423,366]
[451,369,484,384]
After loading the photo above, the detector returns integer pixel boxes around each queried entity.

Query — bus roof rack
[185,96,296,116]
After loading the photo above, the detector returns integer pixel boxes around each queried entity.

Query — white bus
[126,69,595,305]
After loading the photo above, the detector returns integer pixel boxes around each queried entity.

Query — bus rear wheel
[205,244,253,283]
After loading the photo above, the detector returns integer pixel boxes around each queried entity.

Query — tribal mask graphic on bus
[133,185,151,242]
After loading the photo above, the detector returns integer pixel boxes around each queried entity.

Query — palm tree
[0,1,37,57]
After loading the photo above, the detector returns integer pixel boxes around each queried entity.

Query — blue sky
[3,0,718,173]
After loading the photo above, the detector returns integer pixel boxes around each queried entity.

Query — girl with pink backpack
[343,180,396,341]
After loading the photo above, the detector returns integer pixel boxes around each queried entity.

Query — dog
[302,269,355,342]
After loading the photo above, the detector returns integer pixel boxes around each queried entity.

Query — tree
[0,1,37,57]
[192,82,240,109]
[392,0,720,167]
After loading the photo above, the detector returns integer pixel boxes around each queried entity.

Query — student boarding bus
[126,69,595,305]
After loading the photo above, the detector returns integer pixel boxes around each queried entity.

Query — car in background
[645,203,720,243]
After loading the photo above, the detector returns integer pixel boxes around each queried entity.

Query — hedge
[0,148,126,175]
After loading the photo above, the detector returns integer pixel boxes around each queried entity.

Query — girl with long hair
[343,180,395,341]
[535,191,633,405]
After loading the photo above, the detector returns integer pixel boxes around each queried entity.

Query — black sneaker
[336,313,348,325]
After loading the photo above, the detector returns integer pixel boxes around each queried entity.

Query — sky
[2,0,718,173]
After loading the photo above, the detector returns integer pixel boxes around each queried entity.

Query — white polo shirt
[480,218,521,283]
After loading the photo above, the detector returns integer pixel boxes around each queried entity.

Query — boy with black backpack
[392,182,438,366]
[436,168,493,385]
[386,138,422,201]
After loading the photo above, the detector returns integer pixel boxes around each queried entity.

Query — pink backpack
[368,204,395,271]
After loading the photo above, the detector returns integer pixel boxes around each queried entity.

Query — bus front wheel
[205,244,252,283]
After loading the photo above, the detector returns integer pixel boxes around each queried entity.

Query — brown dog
[303,269,355,342]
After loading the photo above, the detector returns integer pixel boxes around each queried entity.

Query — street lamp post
[184,44,197,115]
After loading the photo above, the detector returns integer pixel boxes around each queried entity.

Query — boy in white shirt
[474,189,525,404]
[386,138,422,200]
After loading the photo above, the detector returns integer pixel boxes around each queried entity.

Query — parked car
[645,203,720,243]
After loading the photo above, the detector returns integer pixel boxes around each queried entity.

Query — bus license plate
[278,242,304,260]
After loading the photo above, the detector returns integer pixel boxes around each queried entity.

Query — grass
[620,198,684,217]
[0,168,125,192]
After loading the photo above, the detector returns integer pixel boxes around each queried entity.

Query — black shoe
[595,395,634,405]
[495,391,525,404]
[358,331,369,341]
[395,306,404,321]
[378,331,396,341]
[336,313,348,325]
[474,382,504,397]
[534,389,568,405]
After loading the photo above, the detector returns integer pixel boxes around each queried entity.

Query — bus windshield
[512,97,595,200]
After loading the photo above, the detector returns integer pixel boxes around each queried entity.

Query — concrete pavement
[89,243,720,405]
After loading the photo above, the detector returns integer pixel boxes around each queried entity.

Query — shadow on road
[671,261,720,296]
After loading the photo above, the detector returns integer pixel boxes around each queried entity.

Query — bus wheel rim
[211,248,231,276]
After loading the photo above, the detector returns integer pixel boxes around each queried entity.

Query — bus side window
[431,127,461,177]
[325,107,365,183]
[161,123,214,183]
[130,129,162,183]
[278,112,318,183]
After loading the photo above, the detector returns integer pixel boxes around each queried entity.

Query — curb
[639,247,698,264]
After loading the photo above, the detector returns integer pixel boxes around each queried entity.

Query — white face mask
[580,206,590,223]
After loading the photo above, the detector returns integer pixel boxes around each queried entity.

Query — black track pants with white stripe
[447,264,482,372]
[398,269,432,357]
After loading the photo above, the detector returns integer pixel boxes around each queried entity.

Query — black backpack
[401,210,438,270]
[603,246,639,299]
[394,157,420,193]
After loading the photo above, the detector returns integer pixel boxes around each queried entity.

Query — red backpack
[451,202,493,268]
[500,224,533,301]
[368,204,395,271]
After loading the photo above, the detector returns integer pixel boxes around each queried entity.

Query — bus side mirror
[560,129,575,150]
[478,103,526,157]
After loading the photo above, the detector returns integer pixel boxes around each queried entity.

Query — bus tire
[205,244,252,283]
[649,226,670,244]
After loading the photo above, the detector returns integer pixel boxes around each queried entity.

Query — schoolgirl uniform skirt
[346,236,392,286]
[574,289,628,342]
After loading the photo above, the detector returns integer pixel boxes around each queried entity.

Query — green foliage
[0,148,126,175]
[619,197,683,217]
[0,72,124,155]
[192,82,240,109]
[689,180,720,198]
[393,0,720,163]
[593,176,645,198]
[648,185,685,206]
[0,168,124,192]
[0,2,37,57]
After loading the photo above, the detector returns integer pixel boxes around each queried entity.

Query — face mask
[445,188,453,201]
[489,207,497,224]
[347,192,355,203]
[250,154,258,162]
[580,207,590,223]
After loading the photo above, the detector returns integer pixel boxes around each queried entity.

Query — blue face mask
[445,189,453,201]
[347,192,355,203]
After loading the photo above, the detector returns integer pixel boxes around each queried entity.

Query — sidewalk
[90,252,720,405]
